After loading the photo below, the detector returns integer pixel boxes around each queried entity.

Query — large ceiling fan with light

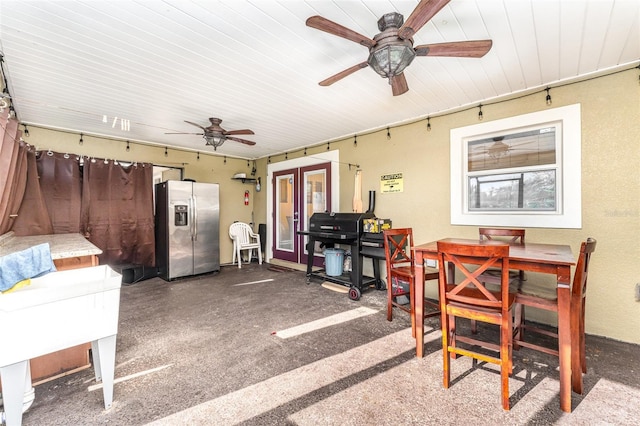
[166,118,256,151]
[306,0,493,96]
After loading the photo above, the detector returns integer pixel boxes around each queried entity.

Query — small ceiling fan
[166,118,256,150]
[306,0,492,96]
[472,137,544,161]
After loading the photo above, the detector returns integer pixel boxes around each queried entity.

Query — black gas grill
[299,212,383,300]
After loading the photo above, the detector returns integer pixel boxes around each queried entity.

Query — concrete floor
[10,262,640,425]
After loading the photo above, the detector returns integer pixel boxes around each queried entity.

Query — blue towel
[0,243,57,292]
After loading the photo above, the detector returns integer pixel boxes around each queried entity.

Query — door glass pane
[303,169,327,256]
[276,174,294,251]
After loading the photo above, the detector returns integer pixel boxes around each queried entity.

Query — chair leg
[441,310,451,389]
[257,246,263,265]
[580,299,587,374]
[409,281,416,339]
[387,278,394,322]
[237,248,242,268]
[449,314,458,359]
[501,315,511,410]
[513,304,524,350]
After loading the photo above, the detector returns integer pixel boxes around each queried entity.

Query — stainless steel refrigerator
[155,180,220,280]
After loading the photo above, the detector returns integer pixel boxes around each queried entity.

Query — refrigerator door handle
[192,195,198,240]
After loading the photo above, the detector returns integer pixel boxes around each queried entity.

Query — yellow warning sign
[380,173,403,193]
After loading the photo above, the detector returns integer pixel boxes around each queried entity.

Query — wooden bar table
[413,238,576,412]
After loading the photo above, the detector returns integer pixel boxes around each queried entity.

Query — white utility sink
[0,265,122,426]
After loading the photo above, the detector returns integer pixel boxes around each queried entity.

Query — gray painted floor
[12,263,640,425]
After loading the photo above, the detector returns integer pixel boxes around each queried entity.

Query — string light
[79,133,84,145]
[478,104,484,121]
[545,87,552,105]
[197,152,200,160]
[164,147,168,157]
[426,117,431,132]
[354,135,357,146]
[285,152,288,160]
[23,124,29,137]
[224,156,227,164]
[304,147,307,155]
[327,142,330,150]
[387,127,391,139]
[268,156,271,163]
[126,140,130,152]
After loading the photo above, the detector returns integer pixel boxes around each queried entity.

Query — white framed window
[450,104,581,228]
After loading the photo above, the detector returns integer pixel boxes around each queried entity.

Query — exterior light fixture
[204,134,226,150]
[367,13,416,81]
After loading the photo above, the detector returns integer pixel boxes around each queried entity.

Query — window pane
[468,127,557,172]
[468,170,556,211]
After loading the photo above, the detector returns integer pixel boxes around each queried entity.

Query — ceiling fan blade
[227,136,256,146]
[319,62,369,86]
[399,0,450,40]
[165,132,204,135]
[415,40,493,57]
[224,129,255,136]
[390,73,409,96]
[306,16,376,48]
[184,120,207,131]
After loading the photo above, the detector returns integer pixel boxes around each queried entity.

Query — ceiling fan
[306,0,492,96]
[472,137,543,161]
[166,118,256,151]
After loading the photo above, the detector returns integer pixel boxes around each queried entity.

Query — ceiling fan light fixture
[367,13,416,79]
[487,141,510,160]
[204,134,226,150]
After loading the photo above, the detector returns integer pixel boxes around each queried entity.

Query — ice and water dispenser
[174,204,188,226]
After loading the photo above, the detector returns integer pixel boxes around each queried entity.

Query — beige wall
[259,69,640,344]
[28,69,639,344]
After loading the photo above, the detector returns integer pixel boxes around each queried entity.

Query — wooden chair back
[479,227,525,244]
[383,228,413,269]
[437,241,511,310]
[383,228,439,334]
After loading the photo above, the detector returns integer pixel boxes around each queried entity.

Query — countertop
[0,232,102,259]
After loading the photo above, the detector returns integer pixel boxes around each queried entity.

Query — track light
[478,104,483,121]
[545,87,552,105]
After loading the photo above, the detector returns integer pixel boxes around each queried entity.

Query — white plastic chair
[229,222,262,268]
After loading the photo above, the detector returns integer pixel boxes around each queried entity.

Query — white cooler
[0,265,122,426]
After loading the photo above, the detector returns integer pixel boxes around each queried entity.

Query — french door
[272,162,331,265]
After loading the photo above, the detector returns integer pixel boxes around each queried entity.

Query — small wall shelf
[232,177,257,184]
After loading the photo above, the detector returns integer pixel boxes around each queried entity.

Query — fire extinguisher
[244,190,249,206]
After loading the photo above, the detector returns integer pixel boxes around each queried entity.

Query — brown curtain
[0,110,28,234]
[81,160,155,267]
[36,151,82,233]
[11,148,54,236]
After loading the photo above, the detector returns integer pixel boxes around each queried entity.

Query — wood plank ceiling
[0,0,638,159]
